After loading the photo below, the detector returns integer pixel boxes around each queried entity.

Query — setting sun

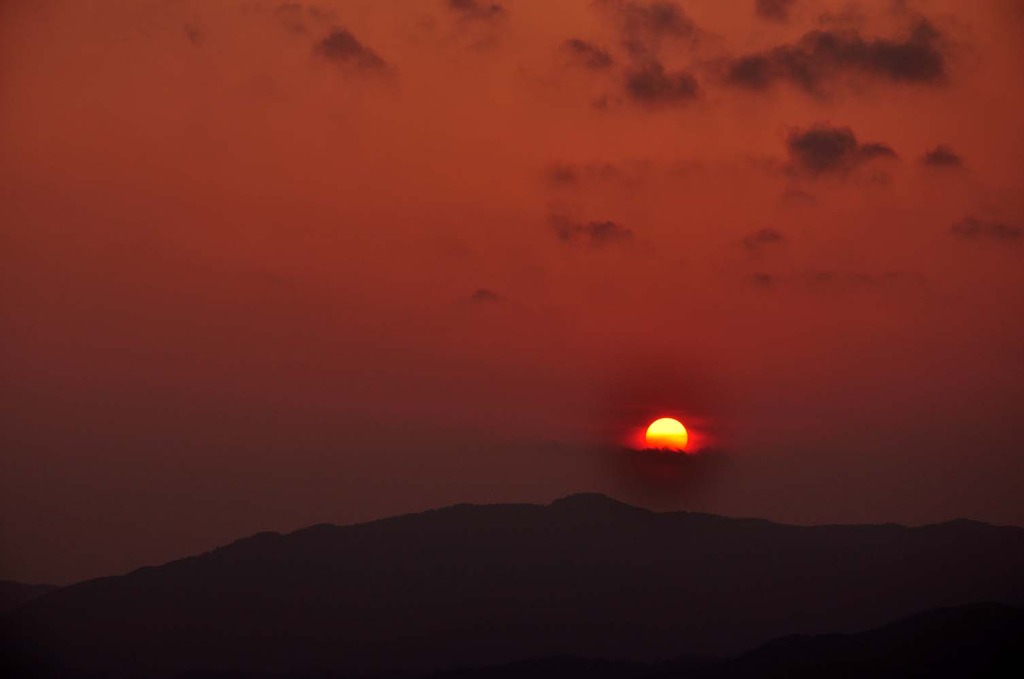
[645,417,689,452]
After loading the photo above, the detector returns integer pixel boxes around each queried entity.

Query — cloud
[625,62,699,104]
[544,162,627,187]
[724,19,946,95]
[276,2,308,32]
[750,269,926,291]
[546,164,579,186]
[275,2,336,33]
[743,228,786,251]
[447,0,505,21]
[603,0,699,38]
[589,2,702,108]
[951,217,1022,243]
[314,28,387,69]
[598,0,699,57]
[859,142,898,159]
[756,0,797,22]
[786,124,897,176]
[470,288,502,303]
[184,23,203,46]
[564,39,615,69]
[780,187,816,206]
[922,145,964,168]
[552,215,634,247]
[802,269,925,290]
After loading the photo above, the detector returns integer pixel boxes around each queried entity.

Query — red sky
[2,0,1023,584]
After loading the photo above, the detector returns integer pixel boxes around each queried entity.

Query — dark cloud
[724,19,946,94]
[625,62,699,104]
[598,0,699,57]
[743,228,786,251]
[314,28,387,70]
[607,446,728,496]
[756,0,797,22]
[547,164,579,186]
[786,125,897,176]
[276,2,307,32]
[544,162,625,187]
[859,142,898,159]
[275,2,334,33]
[951,217,1022,243]
[304,4,335,21]
[751,269,926,291]
[817,5,867,28]
[447,0,505,21]
[618,0,698,39]
[470,288,501,303]
[590,2,702,108]
[780,187,816,206]
[922,145,964,168]
[184,23,203,46]
[564,39,615,69]
[552,215,634,247]
[802,269,925,290]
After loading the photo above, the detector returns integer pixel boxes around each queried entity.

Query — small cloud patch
[448,0,505,22]
[544,162,626,188]
[743,228,786,251]
[922,145,963,168]
[625,62,699,105]
[553,215,634,247]
[724,19,946,95]
[470,288,502,303]
[315,28,388,70]
[564,39,615,69]
[786,124,897,177]
[951,217,1021,243]
[184,23,204,45]
[597,0,701,60]
[755,0,797,22]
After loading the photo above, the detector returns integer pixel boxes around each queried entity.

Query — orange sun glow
[645,417,689,452]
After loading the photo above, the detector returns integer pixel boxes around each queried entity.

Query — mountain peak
[548,493,649,513]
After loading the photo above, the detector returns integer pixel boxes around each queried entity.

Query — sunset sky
[2,0,1023,584]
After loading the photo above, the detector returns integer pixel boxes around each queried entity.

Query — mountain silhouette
[81,603,1024,679]
[0,581,58,616]
[3,494,1023,677]
[416,602,1024,679]
[702,601,1024,678]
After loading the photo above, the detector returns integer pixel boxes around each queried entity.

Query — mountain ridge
[4,493,1023,677]
[153,493,1024,567]
[0,581,59,616]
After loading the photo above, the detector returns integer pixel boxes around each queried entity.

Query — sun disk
[645,417,688,452]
